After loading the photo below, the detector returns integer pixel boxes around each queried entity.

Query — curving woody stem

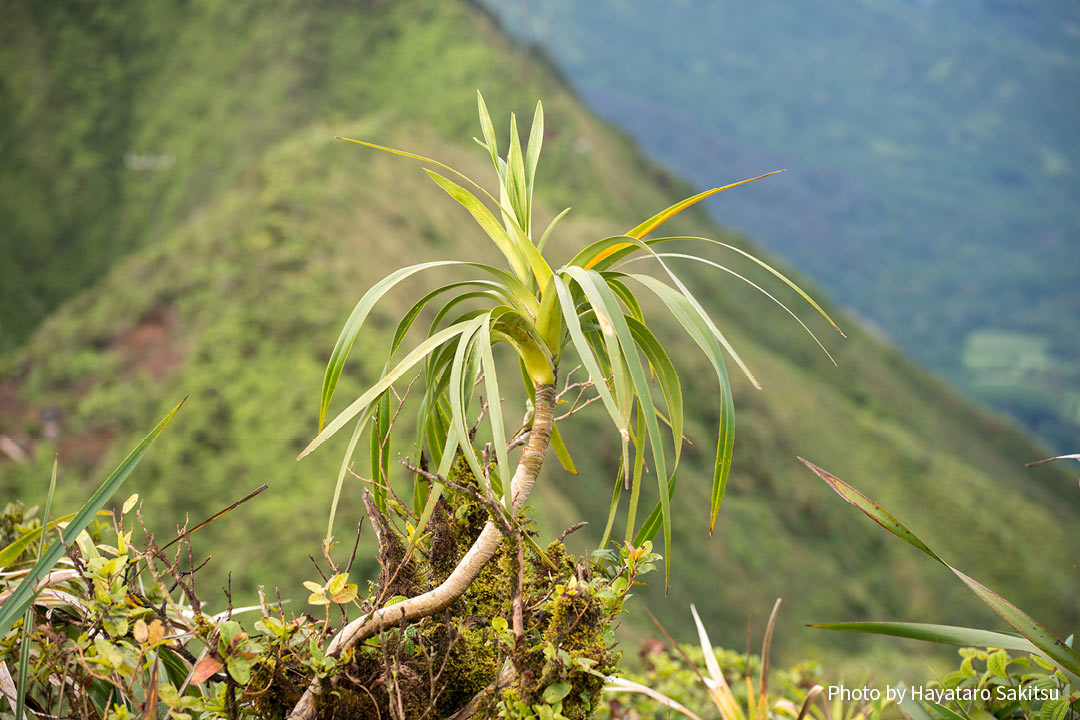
[288,383,556,720]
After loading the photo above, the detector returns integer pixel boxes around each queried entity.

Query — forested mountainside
[482,0,1080,451]
[1,0,1076,663]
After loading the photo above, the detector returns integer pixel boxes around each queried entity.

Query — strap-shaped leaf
[506,113,529,234]
[623,411,648,544]
[670,236,842,336]
[801,458,1080,680]
[326,409,374,540]
[552,275,624,435]
[0,399,184,640]
[585,237,759,387]
[426,170,530,282]
[319,260,514,432]
[630,253,836,365]
[476,91,501,179]
[620,169,783,247]
[538,207,571,253]
[549,423,577,475]
[0,510,111,569]
[304,321,475,459]
[629,274,735,531]
[809,621,1039,654]
[800,458,939,561]
[447,315,490,492]
[565,266,673,586]
[525,101,544,219]
[476,315,511,507]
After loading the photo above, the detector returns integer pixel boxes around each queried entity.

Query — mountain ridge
[1,0,1076,668]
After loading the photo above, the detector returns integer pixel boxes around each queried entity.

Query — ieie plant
[285,93,840,717]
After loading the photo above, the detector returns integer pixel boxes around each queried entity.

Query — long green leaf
[537,207,571,253]
[17,457,57,720]
[525,101,544,229]
[304,322,474,459]
[949,567,1080,680]
[799,458,940,562]
[325,411,373,541]
[319,260,475,432]
[0,399,184,640]
[476,91,501,178]
[590,236,760,387]
[629,274,735,531]
[633,253,836,365]
[0,510,110,570]
[425,170,530,284]
[810,622,1040,654]
[549,423,578,475]
[552,275,624,435]
[624,411,648,544]
[477,317,511,507]
[801,458,1080,680]
[506,112,529,234]
[580,171,785,271]
[565,267,673,586]
[447,316,488,492]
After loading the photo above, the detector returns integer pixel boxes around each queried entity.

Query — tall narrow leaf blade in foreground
[809,621,1039,654]
[17,457,57,720]
[629,274,734,530]
[0,399,184,639]
[798,458,940,562]
[948,567,1080,680]
[802,457,1080,680]
[566,266,673,585]
[552,275,624,434]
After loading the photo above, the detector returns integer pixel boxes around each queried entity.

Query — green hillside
[481,0,1080,452]
[1,0,1076,671]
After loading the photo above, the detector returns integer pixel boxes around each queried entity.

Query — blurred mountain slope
[482,0,1080,451]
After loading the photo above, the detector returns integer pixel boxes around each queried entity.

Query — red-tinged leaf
[799,457,941,563]
[190,655,224,685]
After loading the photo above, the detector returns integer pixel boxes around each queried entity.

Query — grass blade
[604,676,705,720]
[809,621,1039,654]
[801,457,1080,680]
[0,399,184,640]
[798,458,941,562]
